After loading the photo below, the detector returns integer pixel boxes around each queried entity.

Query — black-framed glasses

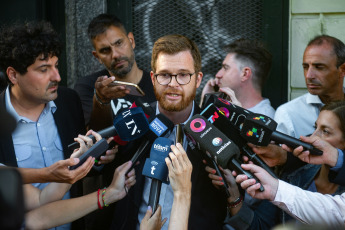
[154,73,195,85]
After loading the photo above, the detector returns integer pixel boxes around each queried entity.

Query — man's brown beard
[154,87,196,112]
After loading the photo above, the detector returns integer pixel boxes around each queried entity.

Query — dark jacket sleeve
[329,150,345,186]
[223,199,280,230]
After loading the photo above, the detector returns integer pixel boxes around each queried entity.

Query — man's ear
[241,67,252,82]
[92,51,103,65]
[6,67,18,85]
[127,32,135,49]
[196,72,203,88]
[150,71,155,86]
[338,62,345,80]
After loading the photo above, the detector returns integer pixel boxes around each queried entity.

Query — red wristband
[227,195,243,208]
[97,189,103,210]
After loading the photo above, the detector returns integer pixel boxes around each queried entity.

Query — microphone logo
[212,137,223,146]
[207,111,219,124]
[150,118,168,136]
[125,119,139,135]
[219,107,230,118]
[190,118,206,132]
[246,128,259,138]
[151,166,156,175]
[153,144,169,152]
[253,116,266,122]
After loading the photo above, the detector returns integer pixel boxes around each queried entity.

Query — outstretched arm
[166,143,193,230]
[25,161,136,229]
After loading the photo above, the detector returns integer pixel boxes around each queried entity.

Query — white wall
[289,0,345,99]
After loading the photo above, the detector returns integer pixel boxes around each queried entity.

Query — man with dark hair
[0,21,86,230]
[251,35,345,190]
[110,34,227,230]
[74,13,156,129]
[201,38,275,117]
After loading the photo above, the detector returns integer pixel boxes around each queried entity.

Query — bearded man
[109,34,227,230]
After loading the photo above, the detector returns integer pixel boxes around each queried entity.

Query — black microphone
[142,137,173,214]
[184,114,264,191]
[200,104,277,179]
[68,107,149,151]
[240,113,323,156]
[128,113,174,173]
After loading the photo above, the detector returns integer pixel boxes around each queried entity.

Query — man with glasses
[110,34,227,230]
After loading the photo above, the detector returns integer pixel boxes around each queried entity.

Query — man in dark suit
[0,21,86,230]
[110,34,227,230]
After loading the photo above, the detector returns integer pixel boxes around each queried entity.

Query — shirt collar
[5,86,57,123]
[306,92,323,105]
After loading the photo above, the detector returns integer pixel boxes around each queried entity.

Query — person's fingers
[246,182,262,196]
[91,130,102,142]
[126,168,135,178]
[118,161,133,174]
[66,157,80,166]
[106,137,115,144]
[161,217,168,228]
[169,149,182,172]
[78,134,93,148]
[205,166,216,174]
[165,156,173,172]
[71,157,95,182]
[142,206,153,221]
[240,178,257,190]
[125,174,136,186]
[235,174,248,184]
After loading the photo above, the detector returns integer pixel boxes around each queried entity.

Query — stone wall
[65,0,107,87]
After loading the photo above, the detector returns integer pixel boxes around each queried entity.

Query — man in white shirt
[200,38,275,117]
[252,35,345,168]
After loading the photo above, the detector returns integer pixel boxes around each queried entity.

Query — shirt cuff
[330,149,344,172]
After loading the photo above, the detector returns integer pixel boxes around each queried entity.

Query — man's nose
[51,67,61,82]
[168,76,180,87]
[111,47,121,59]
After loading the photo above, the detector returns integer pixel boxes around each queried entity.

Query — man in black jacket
[0,21,86,230]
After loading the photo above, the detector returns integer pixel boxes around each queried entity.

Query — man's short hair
[224,38,272,90]
[0,21,61,80]
[87,14,127,41]
[307,35,345,68]
[151,34,201,74]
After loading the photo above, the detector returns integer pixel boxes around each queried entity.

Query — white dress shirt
[272,180,345,227]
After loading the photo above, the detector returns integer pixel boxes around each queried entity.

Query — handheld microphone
[200,104,277,178]
[68,107,149,151]
[240,113,323,156]
[128,113,174,173]
[142,137,173,214]
[184,114,264,191]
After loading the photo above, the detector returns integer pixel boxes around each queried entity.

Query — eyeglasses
[154,73,195,85]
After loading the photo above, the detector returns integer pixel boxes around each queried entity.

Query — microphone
[142,137,173,214]
[200,104,277,178]
[184,114,264,191]
[240,113,323,156]
[128,113,175,173]
[68,107,149,151]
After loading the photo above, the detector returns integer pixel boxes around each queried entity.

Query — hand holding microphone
[240,113,323,156]
[142,137,173,214]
